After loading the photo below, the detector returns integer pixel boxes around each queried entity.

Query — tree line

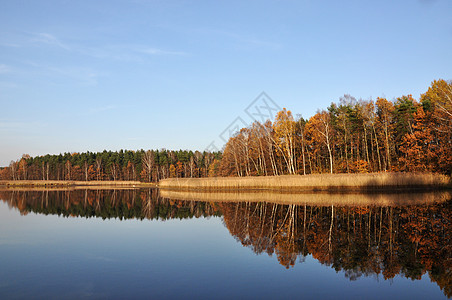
[219,79,451,176]
[0,149,221,182]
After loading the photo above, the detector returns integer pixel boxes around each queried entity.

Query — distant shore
[0,180,157,189]
[159,173,452,192]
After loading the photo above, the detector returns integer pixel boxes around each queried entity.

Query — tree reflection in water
[220,199,451,298]
[1,189,450,297]
[0,189,221,220]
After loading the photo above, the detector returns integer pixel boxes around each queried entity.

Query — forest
[0,149,222,182]
[1,79,451,182]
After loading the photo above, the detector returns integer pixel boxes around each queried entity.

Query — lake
[0,189,450,299]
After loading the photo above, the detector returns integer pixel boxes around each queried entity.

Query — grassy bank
[160,190,451,207]
[0,180,156,189]
[158,173,451,191]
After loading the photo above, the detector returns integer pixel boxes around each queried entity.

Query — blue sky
[1,0,451,166]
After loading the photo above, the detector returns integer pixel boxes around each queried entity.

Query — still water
[0,189,450,299]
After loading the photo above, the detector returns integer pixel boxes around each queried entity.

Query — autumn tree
[273,108,297,174]
[421,79,452,174]
[398,107,435,171]
[305,110,335,173]
[169,164,176,178]
[208,159,220,177]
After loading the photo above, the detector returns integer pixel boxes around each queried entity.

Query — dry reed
[159,189,451,207]
[159,173,451,191]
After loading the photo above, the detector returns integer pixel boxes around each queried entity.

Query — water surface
[0,189,450,299]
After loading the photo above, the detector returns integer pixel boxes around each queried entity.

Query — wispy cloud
[0,32,186,87]
[75,45,143,62]
[48,66,101,86]
[2,31,187,62]
[0,32,70,50]
[76,44,188,61]
[31,32,70,50]
[29,32,187,59]
[22,61,103,86]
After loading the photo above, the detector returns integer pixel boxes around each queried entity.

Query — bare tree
[296,115,307,175]
[95,157,102,181]
[84,161,89,181]
[189,156,195,178]
[142,150,155,182]
[308,110,334,174]
[65,160,72,180]
[9,161,17,180]
[42,161,46,180]
[110,163,118,181]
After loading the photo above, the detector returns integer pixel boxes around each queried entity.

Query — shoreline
[0,180,157,189]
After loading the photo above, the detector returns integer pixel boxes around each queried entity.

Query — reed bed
[159,173,451,191]
[0,186,144,192]
[159,190,451,207]
[0,180,149,189]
